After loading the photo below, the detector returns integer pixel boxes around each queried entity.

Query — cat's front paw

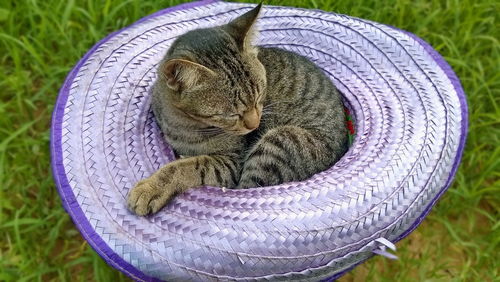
[127,177,172,216]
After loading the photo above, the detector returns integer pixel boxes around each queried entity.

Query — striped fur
[128,4,348,215]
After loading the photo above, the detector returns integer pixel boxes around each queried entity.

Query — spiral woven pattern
[50,1,467,281]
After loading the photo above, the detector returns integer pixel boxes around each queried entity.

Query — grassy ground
[0,0,498,281]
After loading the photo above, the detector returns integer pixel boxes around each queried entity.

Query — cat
[127,3,348,216]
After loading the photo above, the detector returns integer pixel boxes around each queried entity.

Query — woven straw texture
[50,1,467,281]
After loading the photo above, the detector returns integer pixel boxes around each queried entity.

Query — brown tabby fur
[127,4,347,216]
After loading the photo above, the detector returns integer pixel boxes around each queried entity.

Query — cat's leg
[238,125,345,188]
[128,154,240,215]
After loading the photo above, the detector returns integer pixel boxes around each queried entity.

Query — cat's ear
[160,59,215,91]
[224,3,262,51]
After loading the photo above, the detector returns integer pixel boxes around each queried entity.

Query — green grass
[0,0,498,280]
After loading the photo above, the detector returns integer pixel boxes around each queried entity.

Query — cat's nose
[243,108,260,130]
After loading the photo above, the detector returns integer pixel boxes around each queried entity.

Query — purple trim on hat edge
[50,1,218,281]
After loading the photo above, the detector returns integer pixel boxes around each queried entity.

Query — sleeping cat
[127,4,348,216]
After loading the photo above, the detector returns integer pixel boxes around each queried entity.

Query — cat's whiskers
[261,111,281,118]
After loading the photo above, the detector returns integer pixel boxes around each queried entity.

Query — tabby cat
[127,4,348,216]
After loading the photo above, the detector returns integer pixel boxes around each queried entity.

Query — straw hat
[51,1,467,280]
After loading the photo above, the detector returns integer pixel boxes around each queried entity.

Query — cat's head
[158,4,266,135]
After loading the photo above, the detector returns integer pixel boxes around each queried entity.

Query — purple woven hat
[50,1,467,281]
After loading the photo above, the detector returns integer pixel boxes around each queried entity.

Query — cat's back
[258,47,317,67]
[256,47,345,133]
[257,47,343,104]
